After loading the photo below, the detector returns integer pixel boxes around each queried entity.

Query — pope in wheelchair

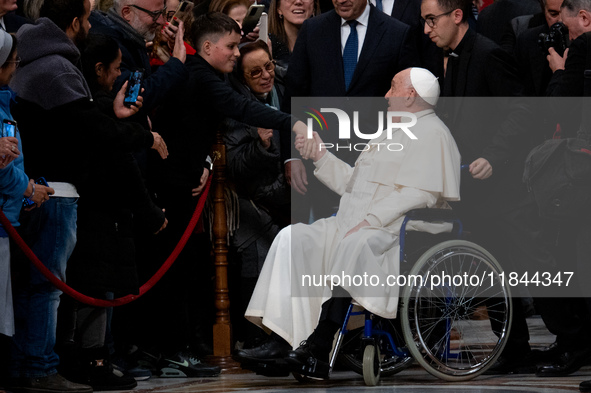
[235,68,462,379]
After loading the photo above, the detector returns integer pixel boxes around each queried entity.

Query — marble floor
[108,317,590,393]
[115,366,590,393]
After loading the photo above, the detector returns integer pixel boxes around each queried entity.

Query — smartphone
[242,4,265,35]
[123,70,144,107]
[22,177,49,208]
[169,1,191,27]
[257,12,268,42]
[2,119,16,138]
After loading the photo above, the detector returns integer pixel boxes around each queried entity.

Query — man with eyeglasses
[89,0,188,112]
[421,0,540,376]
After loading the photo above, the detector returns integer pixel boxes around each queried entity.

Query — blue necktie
[375,0,383,12]
[343,20,358,91]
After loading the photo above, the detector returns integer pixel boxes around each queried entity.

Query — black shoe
[159,349,221,377]
[86,361,137,392]
[284,341,330,380]
[8,374,92,393]
[483,353,537,375]
[530,342,560,364]
[536,349,591,377]
[580,380,591,392]
[233,338,291,364]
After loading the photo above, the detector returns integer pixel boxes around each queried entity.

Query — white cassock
[246,109,461,347]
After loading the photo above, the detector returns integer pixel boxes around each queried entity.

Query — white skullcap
[409,67,440,106]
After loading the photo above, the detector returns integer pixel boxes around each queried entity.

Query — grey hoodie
[10,17,91,110]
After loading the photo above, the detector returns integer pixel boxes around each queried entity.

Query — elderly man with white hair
[235,67,461,379]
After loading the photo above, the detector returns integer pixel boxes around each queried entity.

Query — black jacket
[477,0,541,45]
[89,9,188,113]
[67,90,165,294]
[153,54,292,191]
[439,28,534,216]
[547,32,591,138]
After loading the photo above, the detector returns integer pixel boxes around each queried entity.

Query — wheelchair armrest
[400,209,463,264]
[404,208,458,223]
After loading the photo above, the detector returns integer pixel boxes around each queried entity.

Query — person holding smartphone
[49,33,169,391]
[0,29,54,345]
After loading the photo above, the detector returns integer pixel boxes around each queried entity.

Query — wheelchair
[295,208,513,385]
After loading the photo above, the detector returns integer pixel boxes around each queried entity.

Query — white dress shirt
[340,2,371,60]
[370,0,395,16]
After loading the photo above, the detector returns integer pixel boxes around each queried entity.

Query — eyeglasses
[5,57,20,68]
[166,10,176,21]
[246,60,276,79]
[130,4,167,22]
[420,9,454,28]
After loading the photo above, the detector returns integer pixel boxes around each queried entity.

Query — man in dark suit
[477,0,541,45]
[514,0,563,97]
[511,0,564,144]
[368,0,444,80]
[421,0,539,375]
[282,0,417,212]
[526,0,591,382]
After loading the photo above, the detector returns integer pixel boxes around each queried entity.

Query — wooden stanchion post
[207,130,241,372]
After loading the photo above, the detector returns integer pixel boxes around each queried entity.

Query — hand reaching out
[191,168,210,197]
[151,132,169,159]
[285,160,308,195]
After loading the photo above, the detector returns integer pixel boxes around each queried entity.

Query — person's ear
[65,16,80,40]
[406,88,417,107]
[95,62,105,77]
[452,8,463,25]
[71,16,80,34]
[121,5,133,22]
[202,40,212,56]
[581,10,591,28]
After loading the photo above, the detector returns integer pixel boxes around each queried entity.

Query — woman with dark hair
[81,33,122,93]
[225,40,289,348]
[268,0,319,67]
[57,33,166,391]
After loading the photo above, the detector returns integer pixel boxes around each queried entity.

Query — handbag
[523,32,591,221]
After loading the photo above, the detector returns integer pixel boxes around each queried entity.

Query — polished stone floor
[109,317,590,393]
[113,365,590,393]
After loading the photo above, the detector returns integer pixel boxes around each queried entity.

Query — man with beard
[88,0,187,111]
[6,0,159,391]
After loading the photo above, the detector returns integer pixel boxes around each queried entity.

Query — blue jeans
[10,197,78,378]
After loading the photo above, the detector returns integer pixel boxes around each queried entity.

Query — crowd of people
[1,0,591,391]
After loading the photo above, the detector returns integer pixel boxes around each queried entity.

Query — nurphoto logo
[304,107,418,152]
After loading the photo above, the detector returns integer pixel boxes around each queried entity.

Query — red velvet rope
[0,176,212,307]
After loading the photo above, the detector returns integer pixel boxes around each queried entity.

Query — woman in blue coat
[0,30,53,337]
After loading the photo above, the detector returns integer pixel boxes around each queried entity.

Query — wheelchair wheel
[337,319,413,377]
[400,240,512,381]
[362,344,380,386]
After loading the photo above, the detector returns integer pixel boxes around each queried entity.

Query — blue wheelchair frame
[329,208,465,370]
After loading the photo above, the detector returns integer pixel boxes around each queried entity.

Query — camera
[538,22,569,56]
